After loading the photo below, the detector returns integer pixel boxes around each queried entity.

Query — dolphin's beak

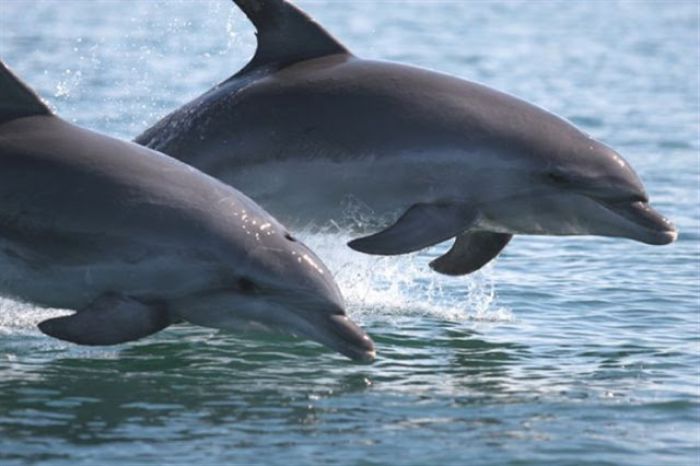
[599,199,678,245]
[315,313,376,362]
[295,308,376,363]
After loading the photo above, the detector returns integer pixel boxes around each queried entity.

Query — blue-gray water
[1,1,699,465]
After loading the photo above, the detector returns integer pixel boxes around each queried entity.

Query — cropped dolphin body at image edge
[136,0,677,277]
[0,60,375,362]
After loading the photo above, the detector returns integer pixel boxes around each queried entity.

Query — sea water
[0,1,698,465]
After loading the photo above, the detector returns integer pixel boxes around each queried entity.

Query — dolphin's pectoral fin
[429,232,512,276]
[348,203,475,255]
[232,0,350,74]
[38,294,172,345]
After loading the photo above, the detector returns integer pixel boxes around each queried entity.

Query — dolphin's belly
[218,156,469,231]
[0,238,221,310]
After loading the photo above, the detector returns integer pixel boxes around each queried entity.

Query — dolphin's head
[478,130,677,245]
[175,205,375,362]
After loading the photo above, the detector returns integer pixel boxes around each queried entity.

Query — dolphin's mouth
[599,199,677,245]
[298,313,376,363]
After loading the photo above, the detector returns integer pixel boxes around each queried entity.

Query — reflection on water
[4,316,696,465]
[1,322,528,463]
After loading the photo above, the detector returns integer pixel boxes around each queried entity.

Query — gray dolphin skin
[136,0,677,276]
[0,61,375,362]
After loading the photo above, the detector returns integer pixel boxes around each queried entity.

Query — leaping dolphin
[0,60,375,362]
[136,0,677,276]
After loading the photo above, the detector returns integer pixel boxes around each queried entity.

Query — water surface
[1,1,699,465]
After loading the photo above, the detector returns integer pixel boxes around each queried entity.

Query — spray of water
[299,230,512,324]
[0,298,70,336]
[295,199,512,324]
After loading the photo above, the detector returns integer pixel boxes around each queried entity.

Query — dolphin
[0,60,375,362]
[136,0,677,276]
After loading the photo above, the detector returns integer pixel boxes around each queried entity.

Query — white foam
[0,297,71,335]
[298,231,513,324]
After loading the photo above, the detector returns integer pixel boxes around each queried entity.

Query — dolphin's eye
[236,277,260,294]
[284,232,297,242]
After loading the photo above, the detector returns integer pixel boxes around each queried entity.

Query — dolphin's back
[137,55,588,169]
[0,117,221,261]
[0,113,291,275]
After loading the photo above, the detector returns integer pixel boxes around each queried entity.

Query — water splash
[0,298,70,335]
[294,199,512,323]
[54,68,82,99]
[298,230,512,324]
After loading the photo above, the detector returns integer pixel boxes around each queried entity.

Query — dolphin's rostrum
[0,60,375,362]
[137,0,677,276]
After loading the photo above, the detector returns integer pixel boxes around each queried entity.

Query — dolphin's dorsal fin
[0,60,51,124]
[233,0,350,73]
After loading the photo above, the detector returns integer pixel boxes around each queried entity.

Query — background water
[1,1,699,465]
